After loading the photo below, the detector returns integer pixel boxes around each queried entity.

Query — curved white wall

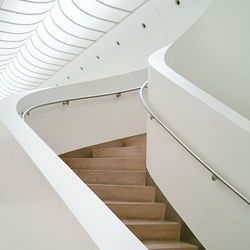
[0,120,99,250]
[19,69,147,154]
[146,0,250,249]
[166,0,250,120]
[0,71,148,250]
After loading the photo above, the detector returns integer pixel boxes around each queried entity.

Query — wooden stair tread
[62,157,146,170]
[123,219,181,241]
[92,145,146,158]
[75,169,146,185]
[62,134,199,249]
[123,220,179,225]
[143,241,198,250]
[105,201,166,220]
[88,184,156,202]
[104,201,164,205]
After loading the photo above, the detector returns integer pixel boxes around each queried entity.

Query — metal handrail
[140,81,250,206]
[21,86,141,119]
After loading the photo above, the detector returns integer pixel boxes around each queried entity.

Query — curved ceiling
[0,0,146,98]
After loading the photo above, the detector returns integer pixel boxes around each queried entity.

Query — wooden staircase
[62,135,198,250]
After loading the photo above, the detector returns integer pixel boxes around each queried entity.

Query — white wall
[166,0,250,119]
[43,0,210,87]
[146,1,250,248]
[0,120,99,250]
[0,72,148,250]
[18,70,147,154]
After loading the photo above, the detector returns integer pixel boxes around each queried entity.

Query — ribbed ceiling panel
[0,0,146,97]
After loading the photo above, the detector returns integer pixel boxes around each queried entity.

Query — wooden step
[105,201,166,220]
[62,157,146,170]
[124,220,181,241]
[88,184,156,202]
[143,241,198,250]
[92,145,146,158]
[125,135,146,147]
[75,170,146,185]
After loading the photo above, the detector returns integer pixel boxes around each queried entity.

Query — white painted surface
[146,1,250,249]
[43,0,210,87]
[166,0,250,120]
[0,120,98,250]
[0,71,148,250]
[19,70,147,154]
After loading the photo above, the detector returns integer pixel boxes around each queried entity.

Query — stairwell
[61,135,198,250]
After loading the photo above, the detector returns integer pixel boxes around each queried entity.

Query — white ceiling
[0,0,147,97]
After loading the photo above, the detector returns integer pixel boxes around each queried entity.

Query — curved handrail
[140,81,250,206]
[21,86,142,119]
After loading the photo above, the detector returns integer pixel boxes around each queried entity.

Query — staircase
[62,135,198,250]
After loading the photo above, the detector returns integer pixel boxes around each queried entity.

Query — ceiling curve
[0,0,146,98]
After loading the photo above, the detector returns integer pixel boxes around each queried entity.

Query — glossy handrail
[21,86,141,119]
[140,81,250,206]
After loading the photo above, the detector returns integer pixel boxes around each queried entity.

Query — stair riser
[144,242,198,250]
[125,136,146,147]
[88,185,156,202]
[75,170,146,185]
[107,203,166,220]
[126,224,181,241]
[93,146,146,158]
[62,158,146,170]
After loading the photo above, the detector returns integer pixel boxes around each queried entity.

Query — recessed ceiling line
[95,0,132,13]
[0,6,53,16]
[30,37,72,61]
[0,43,24,50]
[0,62,11,67]
[42,21,87,49]
[35,30,78,55]
[0,29,33,35]
[48,11,95,41]
[18,0,56,4]
[0,56,16,62]
[71,0,118,24]
[0,86,13,95]
[0,77,20,93]
[57,0,105,34]
[0,37,27,42]
[2,72,34,90]
[12,60,48,80]
[15,55,53,77]
[24,45,63,67]
[6,68,39,87]
[0,18,42,26]
[0,51,21,56]
[20,50,58,72]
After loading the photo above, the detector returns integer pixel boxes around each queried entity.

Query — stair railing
[21,81,250,206]
[21,86,142,119]
[140,80,250,206]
